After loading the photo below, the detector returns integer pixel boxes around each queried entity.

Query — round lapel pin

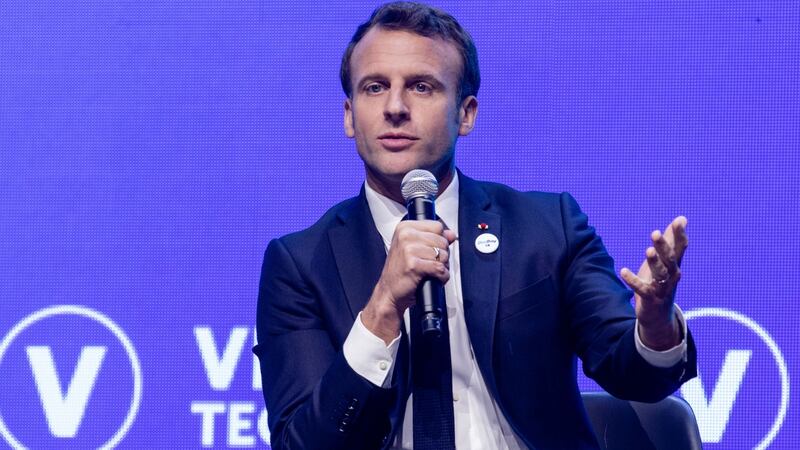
[475,232,499,254]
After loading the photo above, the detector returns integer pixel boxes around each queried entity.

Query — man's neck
[365,167,455,205]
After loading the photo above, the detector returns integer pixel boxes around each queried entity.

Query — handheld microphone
[401,169,446,337]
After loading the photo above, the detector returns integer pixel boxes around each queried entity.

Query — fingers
[375,220,458,312]
[671,216,688,264]
[620,267,650,295]
[395,221,448,247]
[650,215,689,276]
[623,216,688,315]
[621,266,670,299]
[650,230,677,277]
[411,242,450,265]
[398,219,445,234]
[395,220,458,251]
[388,220,457,287]
[623,240,680,301]
[646,216,688,284]
[404,247,451,282]
[646,246,670,281]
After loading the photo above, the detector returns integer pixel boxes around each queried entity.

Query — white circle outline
[684,307,789,450]
[0,305,143,449]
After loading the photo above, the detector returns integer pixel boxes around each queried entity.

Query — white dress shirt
[342,172,688,449]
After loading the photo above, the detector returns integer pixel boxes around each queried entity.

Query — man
[255,2,696,449]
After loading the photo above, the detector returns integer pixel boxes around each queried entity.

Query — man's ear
[457,95,478,136]
[344,98,355,138]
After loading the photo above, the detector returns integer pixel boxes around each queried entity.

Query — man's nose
[383,89,410,125]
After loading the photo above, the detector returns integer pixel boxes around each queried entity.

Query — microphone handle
[407,196,446,337]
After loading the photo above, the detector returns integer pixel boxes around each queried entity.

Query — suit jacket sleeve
[559,192,697,402]
[253,238,396,450]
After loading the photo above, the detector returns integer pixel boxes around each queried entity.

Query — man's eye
[366,84,384,94]
[414,83,431,93]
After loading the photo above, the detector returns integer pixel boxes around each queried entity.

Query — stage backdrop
[1,1,797,448]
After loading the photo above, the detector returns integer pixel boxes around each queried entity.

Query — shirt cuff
[342,311,401,388]
[634,304,689,368]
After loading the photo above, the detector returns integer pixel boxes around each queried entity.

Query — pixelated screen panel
[0,1,797,448]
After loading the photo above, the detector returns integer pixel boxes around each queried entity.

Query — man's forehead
[350,27,462,80]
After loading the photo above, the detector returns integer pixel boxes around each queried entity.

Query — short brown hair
[340,2,480,102]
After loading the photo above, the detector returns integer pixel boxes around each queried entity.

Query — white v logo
[26,346,107,438]
[680,349,752,443]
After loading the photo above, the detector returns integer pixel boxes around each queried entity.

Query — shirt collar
[365,172,460,250]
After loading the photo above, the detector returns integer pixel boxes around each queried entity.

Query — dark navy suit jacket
[254,172,697,449]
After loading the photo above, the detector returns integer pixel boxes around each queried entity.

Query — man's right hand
[361,220,457,344]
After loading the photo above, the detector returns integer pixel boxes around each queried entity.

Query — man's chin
[371,164,450,180]
[362,155,454,187]
[364,167,405,186]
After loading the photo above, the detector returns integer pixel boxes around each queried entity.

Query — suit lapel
[458,173,502,397]
[330,188,412,444]
[328,188,387,320]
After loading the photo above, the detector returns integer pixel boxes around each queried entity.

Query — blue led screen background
[0,1,798,448]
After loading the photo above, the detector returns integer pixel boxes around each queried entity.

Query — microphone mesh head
[401,169,439,202]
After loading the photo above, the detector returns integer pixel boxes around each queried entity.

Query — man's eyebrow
[355,73,388,89]
[406,73,445,88]
[355,73,446,89]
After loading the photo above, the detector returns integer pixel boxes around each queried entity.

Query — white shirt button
[378,361,388,371]
[453,392,460,402]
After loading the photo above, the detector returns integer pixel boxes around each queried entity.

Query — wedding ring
[433,247,441,261]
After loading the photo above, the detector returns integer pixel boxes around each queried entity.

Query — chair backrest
[581,391,703,450]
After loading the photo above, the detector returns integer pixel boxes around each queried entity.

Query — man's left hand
[620,216,688,351]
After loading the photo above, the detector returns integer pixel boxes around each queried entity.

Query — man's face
[344,27,477,192]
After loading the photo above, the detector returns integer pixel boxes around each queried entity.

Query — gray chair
[581,392,703,450]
